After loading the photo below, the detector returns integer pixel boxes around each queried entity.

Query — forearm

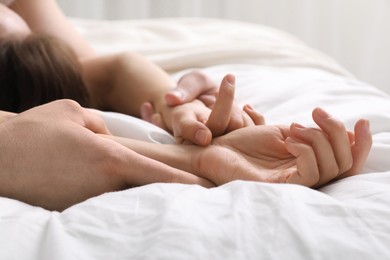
[83,51,175,117]
[100,134,199,174]
[10,0,95,59]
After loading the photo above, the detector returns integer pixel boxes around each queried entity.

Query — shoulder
[0,0,14,6]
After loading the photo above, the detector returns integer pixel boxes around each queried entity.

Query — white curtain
[57,0,390,93]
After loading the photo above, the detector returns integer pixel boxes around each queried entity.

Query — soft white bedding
[1,18,390,260]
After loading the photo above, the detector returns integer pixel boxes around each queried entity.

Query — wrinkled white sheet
[1,18,390,260]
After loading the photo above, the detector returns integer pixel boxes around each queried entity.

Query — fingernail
[195,129,209,145]
[286,137,299,144]
[292,122,305,129]
[171,90,184,99]
[362,119,370,134]
[244,104,254,111]
[226,74,235,86]
[316,107,331,118]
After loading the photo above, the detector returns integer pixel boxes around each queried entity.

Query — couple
[0,0,372,211]
[0,76,372,211]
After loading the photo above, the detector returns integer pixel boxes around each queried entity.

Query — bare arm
[0,110,15,124]
[0,100,212,211]
[98,82,372,188]
[0,100,371,211]
[9,0,95,58]
[102,108,372,188]
[81,51,175,117]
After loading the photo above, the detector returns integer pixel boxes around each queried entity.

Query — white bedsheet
[1,18,390,260]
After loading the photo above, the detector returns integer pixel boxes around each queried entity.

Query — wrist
[190,142,221,183]
[191,137,237,185]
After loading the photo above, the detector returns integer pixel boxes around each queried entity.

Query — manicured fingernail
[195,129,209,145]
[316,107,331,118]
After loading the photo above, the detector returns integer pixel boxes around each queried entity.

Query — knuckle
[309,128,326,140]
[57,99,83,113]
[257,114,265,125]
[228,114,244,130]
[58,99,81,108]
[331,120,347,133]
[307,171,320,187]
[298,146,320,186]
[329,163,340,178]
[171,110,181,123]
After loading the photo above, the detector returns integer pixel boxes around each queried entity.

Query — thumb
[140,102,155,123]
[165,71,217,106]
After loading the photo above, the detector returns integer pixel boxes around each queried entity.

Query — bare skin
[1,1,254,145]
[0,100,214,211]
[0,76,372,211]
[106,108,371,188]
[102,76,372,187]
[0,1,373,212]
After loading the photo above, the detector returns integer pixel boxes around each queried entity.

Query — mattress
[1,18,390,260]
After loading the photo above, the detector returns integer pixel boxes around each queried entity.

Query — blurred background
[57,0,390,94]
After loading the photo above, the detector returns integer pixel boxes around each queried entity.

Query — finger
[82,108,112,135]
[225,100,246,132]
[241,110,256,128]
[284,137,320,187]
[198,94,217,108]
[140,103,168,130]
[206,74,235,136]
[243,104,265,125]
[48,100,111,134]
[165,70,218,106]
[312,108,353,174]
[339,119,372,178]
[151,113,168,131]
[165,89,187,107]
[172,109,212,146]
[347,131,354,144]
[140,102,155,123]
[290,123,340,186]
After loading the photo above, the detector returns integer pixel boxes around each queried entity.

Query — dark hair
[0,34,91,112]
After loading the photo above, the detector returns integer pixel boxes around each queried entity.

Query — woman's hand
[141,71,264,145]
[192,108,372,188]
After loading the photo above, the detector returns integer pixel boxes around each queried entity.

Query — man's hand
[0,100,212,211]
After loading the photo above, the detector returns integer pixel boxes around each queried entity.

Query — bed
[1,18,390,259]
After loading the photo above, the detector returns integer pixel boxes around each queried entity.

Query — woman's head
[0,34,91,112]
